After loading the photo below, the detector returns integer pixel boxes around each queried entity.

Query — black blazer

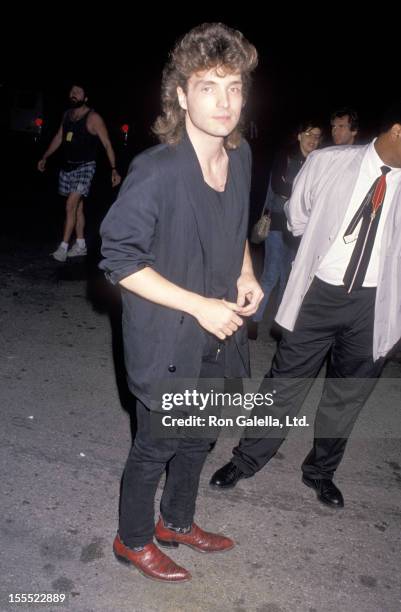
[100,133,252,407]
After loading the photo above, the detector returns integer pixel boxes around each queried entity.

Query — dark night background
[1,17,401,610]
[3,10,401,245]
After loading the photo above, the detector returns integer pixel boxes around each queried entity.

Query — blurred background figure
[37,83,121,262]
[251,119,323,334]
[331,107,359,145]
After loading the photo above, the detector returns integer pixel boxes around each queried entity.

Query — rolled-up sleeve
[99,155,160,284]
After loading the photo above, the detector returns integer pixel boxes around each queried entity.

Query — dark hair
[379,103,401,133]
[330,107,359,131]
[297,119,324,135]
[152,22,258,149]
[70,82,90,100]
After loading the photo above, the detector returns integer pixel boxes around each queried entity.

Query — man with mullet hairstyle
[100,23,262,582]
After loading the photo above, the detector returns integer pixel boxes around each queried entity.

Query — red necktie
[343,165,390,293]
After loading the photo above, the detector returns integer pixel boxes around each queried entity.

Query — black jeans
[232,277,385,480]
[118,335,225,548]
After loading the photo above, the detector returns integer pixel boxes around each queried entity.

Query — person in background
[38,83,121,262]
[331,107,359,145]
[251,120,323,332]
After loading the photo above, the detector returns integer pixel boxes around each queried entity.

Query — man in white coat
[210,106,401,507]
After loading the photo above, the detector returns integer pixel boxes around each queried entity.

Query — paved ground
[1,245,401,612]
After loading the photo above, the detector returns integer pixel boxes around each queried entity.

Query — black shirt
[199,165,245,374]
[200,165,238,299]
[61,109,99,169]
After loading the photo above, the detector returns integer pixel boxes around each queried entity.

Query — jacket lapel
[332,146,367,226]
[176,134,209,259]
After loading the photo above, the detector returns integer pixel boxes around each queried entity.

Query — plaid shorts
[58,161,96,197]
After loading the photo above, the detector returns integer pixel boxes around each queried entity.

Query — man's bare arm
[37,125,63,171]
[119,267,244,340]
[89,113,121,186]
[236,240,264,316]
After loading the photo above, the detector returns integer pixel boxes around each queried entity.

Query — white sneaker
[52,246,68,262]
[67,243,87,257]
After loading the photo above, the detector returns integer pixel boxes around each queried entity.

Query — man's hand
[37,159,46,172]
[118,267,246,341]
[112,169,121,187]
[192,297,244,340]
[236,272,264,316]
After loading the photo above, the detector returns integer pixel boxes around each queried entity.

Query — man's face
[298,127,322,156]
[384,124,401,168]
[177,67,244,139]
[69,86,87,108]
[331,115,357,145]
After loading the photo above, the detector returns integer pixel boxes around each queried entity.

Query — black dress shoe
[302,476,344,508]
[210,461,252,489]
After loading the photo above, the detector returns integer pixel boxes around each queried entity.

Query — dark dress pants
[232,277,385,480]
[118,336,225,548]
